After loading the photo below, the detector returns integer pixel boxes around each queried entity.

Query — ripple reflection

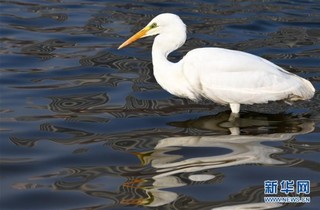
[10,112,318,209]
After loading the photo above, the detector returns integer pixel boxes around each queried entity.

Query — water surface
[1,0,320,209]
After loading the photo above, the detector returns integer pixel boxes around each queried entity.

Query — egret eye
[150,23,157,29]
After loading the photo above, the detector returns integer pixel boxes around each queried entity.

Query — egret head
[118,13,186,49]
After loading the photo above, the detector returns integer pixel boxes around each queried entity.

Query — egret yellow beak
[118,27,149,49]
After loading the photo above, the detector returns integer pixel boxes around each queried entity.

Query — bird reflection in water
[114,112,315,208]
[13,111,316,209]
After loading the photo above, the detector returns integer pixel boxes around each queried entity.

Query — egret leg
[227,108,240,135]
[229,103,240,114]
[228,112,239,121]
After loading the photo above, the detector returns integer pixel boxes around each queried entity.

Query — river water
[1,0,320,209]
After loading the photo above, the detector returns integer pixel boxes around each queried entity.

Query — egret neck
[152,29,199,100]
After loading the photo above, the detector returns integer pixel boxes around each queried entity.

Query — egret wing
[182,48,313,104]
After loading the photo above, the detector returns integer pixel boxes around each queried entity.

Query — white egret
[118,13,315,113]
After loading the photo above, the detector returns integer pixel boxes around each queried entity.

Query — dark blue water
[1,1,320,209]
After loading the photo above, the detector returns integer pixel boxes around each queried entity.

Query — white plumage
[118,13,315,113]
